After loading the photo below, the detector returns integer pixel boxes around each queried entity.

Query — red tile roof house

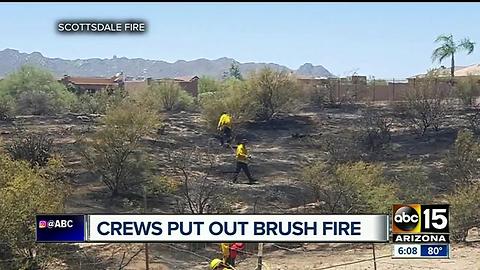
[60,75,124,94]
[60,74,200,98]
[157,75,200,97]
[124,75,200,97]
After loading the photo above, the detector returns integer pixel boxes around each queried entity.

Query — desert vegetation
[0,64,479,269]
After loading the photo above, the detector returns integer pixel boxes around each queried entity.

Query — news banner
[36,204,450,259]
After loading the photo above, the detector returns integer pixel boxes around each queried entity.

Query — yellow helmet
[210,258,222,269]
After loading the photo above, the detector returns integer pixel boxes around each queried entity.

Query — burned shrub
[315,133,362,164]
[400,75,451,135]
[455,75,480,107]
[168,147,235,214]
[359,106,393,153]
[393,161,433,204]
[7,133,54,167]
[467,105,480,133]
[308,80,355,109]
[0,95,15,120]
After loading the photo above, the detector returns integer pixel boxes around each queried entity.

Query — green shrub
[71,93,102,114]
[139,81,194,112]
[447,183,480,241]
[71,88,128,115]
[247,68,300,120]
[81,101,159,196]
[146,176,181,196]
[301,161,397,214]
[200,78,255,131]
[95,87,128,113]
[0,152,69,269]
[198,76,222,94]
[444,129,480,186]
[0,65,75,115]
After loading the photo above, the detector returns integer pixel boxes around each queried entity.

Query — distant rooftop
[61,75,121,85]
[410,65,479,78]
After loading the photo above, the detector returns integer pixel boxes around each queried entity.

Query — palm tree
[432,34,475,79]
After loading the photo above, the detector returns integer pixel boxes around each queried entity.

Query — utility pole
[392,78,396,101]
[257,243,264,270]
[144,186,150,270]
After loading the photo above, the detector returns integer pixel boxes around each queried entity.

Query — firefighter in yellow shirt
[217,111,233,147]
[233,139,257,184]
[209,258,235,270]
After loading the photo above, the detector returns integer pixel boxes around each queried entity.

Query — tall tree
[432,34,475,78]
[223,62,243,80]
[229,62,243,80]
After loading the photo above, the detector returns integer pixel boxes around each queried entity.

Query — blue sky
[1,3,479,79]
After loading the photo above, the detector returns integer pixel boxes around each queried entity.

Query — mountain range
[0,48,334,79]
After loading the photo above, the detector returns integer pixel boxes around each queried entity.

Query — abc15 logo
[392,204,449,233]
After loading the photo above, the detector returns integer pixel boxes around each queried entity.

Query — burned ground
[0,104,478,269]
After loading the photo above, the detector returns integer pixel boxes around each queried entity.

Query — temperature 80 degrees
[427,246,443,255]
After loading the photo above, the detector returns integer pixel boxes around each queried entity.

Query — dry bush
[16,90,66,115]
[393,161,433,204]
[308,80,355,108]
[308,81,334,108]
[7,132,54,167]
[313,133,362,164]
[359,106,393,153]
[467,104,480,133]
[0,95,15,120]
[400,75,451,135]
[447,183,480,241]
[301,161,397,214]
[444,129,480,186]
[168,147,234,214]
[455,75,480,106]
